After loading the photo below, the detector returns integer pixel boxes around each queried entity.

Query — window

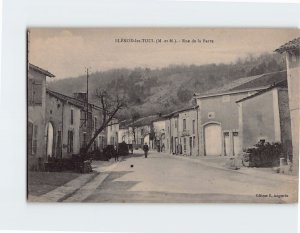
[175,119,178,128]
[183,137,187,151]
[183,119,186,130]
[141,128,144,136]
[32,81,43,105]
[70,109,74,125]
[192,120,195,134]
[193,136,196,148]
[68,130,73,153]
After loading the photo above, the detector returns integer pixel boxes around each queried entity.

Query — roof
[130,115,160,127]
[46,89,102,111]
[236,79,288,103]
[29,63,55,78]
[163,105,199,118]
[275,37,300,53]
[194,70,287,99]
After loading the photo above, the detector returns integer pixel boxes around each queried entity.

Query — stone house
[178,106,199,156]
[237,81,292,157]
[45,89,82,159]
[27,64,55,170]
[107,118,119,147]
[129,115,159,149]
[193,71,287,157]
[275,37,300,174]
[165,106,199,156]
[72,92,106,153]
[45,90,107,159]
[152,117,167,152]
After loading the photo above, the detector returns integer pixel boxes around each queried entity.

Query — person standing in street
[143,142,149,158]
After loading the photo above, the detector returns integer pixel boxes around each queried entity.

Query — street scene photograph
[27,28,300,203]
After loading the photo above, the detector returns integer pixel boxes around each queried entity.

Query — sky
[29,28,300,80]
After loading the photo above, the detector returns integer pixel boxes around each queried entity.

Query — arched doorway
[204,123,222,156]
[46,122,54,157]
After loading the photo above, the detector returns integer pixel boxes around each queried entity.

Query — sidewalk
[28,158,123,202]
[162,152,298,183]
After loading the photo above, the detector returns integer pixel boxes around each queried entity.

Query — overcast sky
[29,28,300,80]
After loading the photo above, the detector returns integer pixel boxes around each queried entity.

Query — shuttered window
[68,130,73,153]
[32,81,43,105]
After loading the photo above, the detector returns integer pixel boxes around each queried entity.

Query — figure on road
[114,145,119,161]
[143,142,149,158]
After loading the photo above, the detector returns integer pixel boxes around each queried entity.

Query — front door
[233,132,240,156]
[204,124,222,156]
[224,132,230,156]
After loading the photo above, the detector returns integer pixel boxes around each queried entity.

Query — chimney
[73,92,87,102]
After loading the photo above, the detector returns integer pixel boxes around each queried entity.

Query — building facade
[107,118,119,147]
[28,64,55,170]
[276,38,300,174]
[194,71,287,157]
[178,107,199,156]
[237,83,292,157]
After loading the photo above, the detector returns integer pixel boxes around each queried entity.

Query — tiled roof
[194,70,287,98]
[275,37,300,53]
[46,89,102,111]
[130,115,160,127]
[163,106,198,118]
[29,63,55,77]
[236,79,288,103]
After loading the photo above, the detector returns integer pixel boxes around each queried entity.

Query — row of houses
[116,37,299,174]
[117,71,290,157]
[28,63,115,170]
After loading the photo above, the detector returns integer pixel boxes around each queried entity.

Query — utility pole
[86,67,89,127]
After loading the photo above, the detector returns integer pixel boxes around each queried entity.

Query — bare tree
[82,88,127,156]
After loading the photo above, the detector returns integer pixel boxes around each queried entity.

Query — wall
[170,116,179,154]
[197,92,250,156]
[107,119,119,146]
[278,88,293,157]
[239,89,277,150]
[27,69,47,169]
[153,120,167,152]
[286,52,300,175]
[178,109,198,156]
[46,94,81,158]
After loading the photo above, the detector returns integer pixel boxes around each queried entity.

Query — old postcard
[27,28,300,203]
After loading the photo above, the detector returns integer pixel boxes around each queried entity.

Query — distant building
[153,117,167,152]
[275,37,300,174]
[237,81,292,157]
[165,107,199,156]
[27,64,55,170]
[46,90,107,159]
[45,90,82,159]
[193,71,287,156]
[107,118,119,147]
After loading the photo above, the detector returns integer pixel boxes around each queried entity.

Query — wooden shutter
[32,81,43,105]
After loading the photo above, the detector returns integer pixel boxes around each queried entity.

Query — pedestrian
[114,145,119,162]
[143,142,149,158]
